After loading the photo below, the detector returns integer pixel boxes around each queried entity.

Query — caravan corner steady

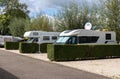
[55,29,117,44]
[24,31,60,44]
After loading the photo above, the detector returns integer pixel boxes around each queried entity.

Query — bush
[91,45,120,58]
[47,44,54,60]
[47,44,120,61]
[47,44,89,61]
[19,43,39,53]
[5,42,20,50]
[40,43,52,53]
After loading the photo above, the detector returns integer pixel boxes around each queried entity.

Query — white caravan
[55,29,117,44]
[0,35,23,46]
[24,31,60,44]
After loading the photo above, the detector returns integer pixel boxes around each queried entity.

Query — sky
[19,0,99,18]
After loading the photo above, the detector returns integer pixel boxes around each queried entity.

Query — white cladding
[24,31,60,44]
[59,29,116,44]
[24,31,60,37]
[0,35,23,46]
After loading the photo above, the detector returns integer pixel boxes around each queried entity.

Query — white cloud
[20,0,52,17]
[19,0,98,17]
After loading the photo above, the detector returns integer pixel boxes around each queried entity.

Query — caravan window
[56,36,70,43]
[33,32,39,36]
[56,36,77,44]
[52,36,57,40]
[43,36,50,40]
[66,36,77,44]
[27,38,38,43]
[106,34,111,40]
[79,36,99,43]
[33,38,38,43]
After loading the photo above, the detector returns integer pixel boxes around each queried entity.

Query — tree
[0,0,29,35]
[0,14,10,35]
[26,14,54,31]
[100,0,120,41]
[9,18,30,37]
[54,1,99,31]
[0,0,29,19]
[105,0,120,31]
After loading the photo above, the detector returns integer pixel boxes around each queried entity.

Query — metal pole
[38,43,41,53]
[38,37,41,53]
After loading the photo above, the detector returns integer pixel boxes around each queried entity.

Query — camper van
[24,31,60,44]
[55,29,117,44]
[0,35,23,46]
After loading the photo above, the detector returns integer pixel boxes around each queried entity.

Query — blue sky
[19,0,99,18]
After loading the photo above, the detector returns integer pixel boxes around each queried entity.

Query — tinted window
[106,34,111,40]
[43,36,50,40]
[52,36,57,40]
[66,36,77,44]
[79,36,99,43]
[33,32,39,36]
[33,38,38,43]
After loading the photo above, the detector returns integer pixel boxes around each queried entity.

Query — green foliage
[105,0,120,30]
[0,0,29,14]
[55,1,84,31]
[25,14,53,31]
[47,44,54,60]
[40,43,52,53]
[5,9,29,19]
[5,42,19,50]
[0,14,10,35]
[0,0,29,35]
[47,44,120,61]
[54,1,100,31]
[19,43,39,53]
[9,18,30,37]
[48,44,89,61]
[100,0,120,41]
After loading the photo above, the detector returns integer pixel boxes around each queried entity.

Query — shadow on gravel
[0,68,19,79]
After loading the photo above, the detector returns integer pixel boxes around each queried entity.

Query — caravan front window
[56,36,77,44]
[27,38,34,43]
[56,37,70,43]
[27,38,38,43]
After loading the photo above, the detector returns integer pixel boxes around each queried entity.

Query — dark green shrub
[40,43,52,53]
[19,43,39,53]
[5,42,19,50]
[47,44,120,61]
[48,44,89,61]
[47,44,54,61]
[91,45,120,57]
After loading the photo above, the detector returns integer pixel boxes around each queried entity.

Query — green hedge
[19,43,39,53]
[47,44,120,61]
[40,43,52,53]
[47,44,54,60]
[5,42,20,50]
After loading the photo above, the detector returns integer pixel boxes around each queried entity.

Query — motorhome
[55,29,117,44]
[24,31,60,44]
[0,35,23,46]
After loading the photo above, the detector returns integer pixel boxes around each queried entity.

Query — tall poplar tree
[104,0,120,41]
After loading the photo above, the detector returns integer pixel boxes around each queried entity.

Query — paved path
[0,50,110,79]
